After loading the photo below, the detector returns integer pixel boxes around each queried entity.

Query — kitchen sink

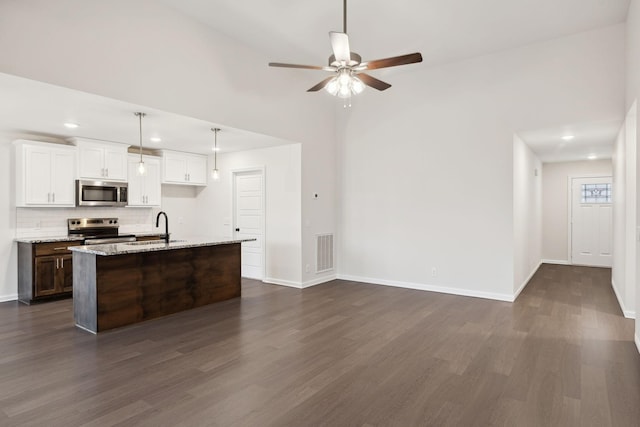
[126,240,187,246]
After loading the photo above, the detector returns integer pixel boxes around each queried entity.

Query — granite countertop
[69,237,256,256]
[15,232,165,244]
[15,236,85,244]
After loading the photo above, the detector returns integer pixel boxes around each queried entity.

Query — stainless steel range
[68,218,136,245]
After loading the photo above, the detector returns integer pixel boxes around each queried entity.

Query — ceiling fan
[268,0,423,100]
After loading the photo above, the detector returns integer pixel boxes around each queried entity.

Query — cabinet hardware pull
[52,193,55,203]
[47,193,50,203]
[106,168,108,177]
[53,247,66,251]
[61,258,64,268]
[56,258,59,269]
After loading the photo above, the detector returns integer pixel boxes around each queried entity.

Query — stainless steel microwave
[76,180,128,207]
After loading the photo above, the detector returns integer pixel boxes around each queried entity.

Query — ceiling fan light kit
[268,0,423,106]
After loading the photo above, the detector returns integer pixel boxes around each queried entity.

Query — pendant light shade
[134,112,146,176]
[211,128,220,180]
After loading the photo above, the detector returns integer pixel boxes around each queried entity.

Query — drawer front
[35,241,83,256]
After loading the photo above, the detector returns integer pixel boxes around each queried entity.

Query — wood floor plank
[0,265,638,426]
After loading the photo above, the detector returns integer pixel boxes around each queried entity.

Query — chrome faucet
[156,211,169,243]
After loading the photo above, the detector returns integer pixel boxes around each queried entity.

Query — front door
[571,177,613,267]
[233,169,264,280]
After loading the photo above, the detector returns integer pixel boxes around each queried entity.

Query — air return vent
[316,233,334,273]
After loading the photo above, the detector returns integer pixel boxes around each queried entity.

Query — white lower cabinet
[127,155,161,207]
[161,150,208,186]
[15,140,77,207]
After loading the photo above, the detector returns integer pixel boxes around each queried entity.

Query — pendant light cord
[212,127,220,170]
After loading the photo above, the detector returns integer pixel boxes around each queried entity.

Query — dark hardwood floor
[0,264,638,426]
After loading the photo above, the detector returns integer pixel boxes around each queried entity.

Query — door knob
[235,228,240,232]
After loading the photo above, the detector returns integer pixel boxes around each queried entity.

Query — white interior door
[233,169,264,280]
[571,177,613,267]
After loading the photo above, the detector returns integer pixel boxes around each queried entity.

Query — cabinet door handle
[47,193,50,203]
[52,193,55,203]
[61,258,64,268]
[106,168,109,177]
[53,247,67,251]
[101,168,104,177]
[56,258,59,269]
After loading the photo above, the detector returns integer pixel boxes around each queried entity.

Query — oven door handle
[83,236,137,245]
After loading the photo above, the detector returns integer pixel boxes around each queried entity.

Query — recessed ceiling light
[561,135,575,141]
[150,137,161,143]
[64,122,79,129]
[588,154,598,160]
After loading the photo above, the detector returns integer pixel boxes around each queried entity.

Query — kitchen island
[70,238,254,333]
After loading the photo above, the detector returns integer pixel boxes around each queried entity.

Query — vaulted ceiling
[161,0,630,68]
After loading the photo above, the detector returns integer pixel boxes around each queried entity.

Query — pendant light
[211,128,220,180]
[134,112,146,175]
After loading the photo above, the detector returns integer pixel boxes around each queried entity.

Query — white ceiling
[517,119,621,163]
[0,73,296,154]
[161,0,630,69]
[0,1,630,160]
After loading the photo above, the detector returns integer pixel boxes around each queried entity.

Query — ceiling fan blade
[357,73,392,91]
[269,62,336,71]
[307,76,336,92]
[356,52,423,71]
[329,31,351,63]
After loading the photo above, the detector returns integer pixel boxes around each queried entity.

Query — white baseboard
[336,274,514,302]
[635,333,640,355]
[611,279,636,319]
[514,261,542,301]
[302,275,336,289]
[263,275,336,290]
[262,278,302,289]
[0,294,17,303]
[541,259,570,265]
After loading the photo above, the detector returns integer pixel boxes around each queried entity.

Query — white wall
[0,0,337,294]
[513,135,542,296]
[0,136,17,301]
[612,105,637,320]
[542,159,612,263]
[624,104,637,319]
[338,24,624,301]
[196,144,303,285]
[628,0,640,350]
[613,126,627,315]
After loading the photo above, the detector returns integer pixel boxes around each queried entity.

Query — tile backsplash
[16,207,161,238]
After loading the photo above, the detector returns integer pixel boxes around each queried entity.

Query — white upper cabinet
[127,155,161,207]
[71,138,129,181]
[161,150,208,186]
[15,140,77,207]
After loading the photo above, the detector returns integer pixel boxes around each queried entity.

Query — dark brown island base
[70,238,254,333]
